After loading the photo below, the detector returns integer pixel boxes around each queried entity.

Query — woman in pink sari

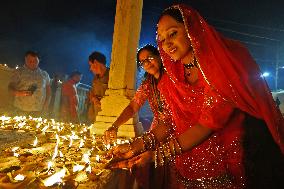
[110,4,284,189]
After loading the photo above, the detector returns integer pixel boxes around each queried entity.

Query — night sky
[1,0,284,90]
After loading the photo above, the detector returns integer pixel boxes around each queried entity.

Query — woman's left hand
[109,151,153,169]
[108,143,134,161]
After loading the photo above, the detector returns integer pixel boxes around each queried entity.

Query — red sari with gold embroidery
[157,4,284,189]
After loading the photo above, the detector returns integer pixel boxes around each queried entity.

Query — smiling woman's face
[138,49,161,76]
[157,15,192,62]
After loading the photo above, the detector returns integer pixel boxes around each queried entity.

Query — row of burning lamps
[0,115,128,187]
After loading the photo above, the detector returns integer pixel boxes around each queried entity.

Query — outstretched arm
[112,101,140,128]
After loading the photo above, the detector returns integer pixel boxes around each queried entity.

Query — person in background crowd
[8,50,51,117]
[48,74,60,117]
[60,71,82,123]
[87,51,109,123]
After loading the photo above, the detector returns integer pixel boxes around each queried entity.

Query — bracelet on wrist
[109,124,119,131]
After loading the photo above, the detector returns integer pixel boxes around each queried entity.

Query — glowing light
[0,115,11,121]
[12,147,19,152]
[116,139,121,144]
[12,147,20,157]
[52,134,60,160]
[95,155,100,162]
[79,139,84,148]
[86,165,92,173]
[33,136,38,147]
[14,174,25,181]
[43,168,66,186]
[82,150,91,164]
[41,125,49,133]
[47,161,54,170]
[106,144,111,150]
[73,164,85,172]
[261,72,270,77]
[59,151,64,158]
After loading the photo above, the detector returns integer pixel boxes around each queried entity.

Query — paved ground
[0,129,35,152]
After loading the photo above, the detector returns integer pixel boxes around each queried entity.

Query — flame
[86,165,92,173]
[59,151,64,158]
[12,147,20,157]
[17,122,26,128]
[73,164,85,172]
[52,134,60,160]
[79,139,84,148]
[95,155,100,162]
[43,168,66,186]
[33,136,38,147]
[12,147,19,152]
[36,123,41,129]
[69,136,73,148]
[47,161,54,170]
[82,150,91,164]
[68,131,77,148]
[51,119,55,125]
[117,139,121,144]
[14,174,25,181]
[0,115,11,122]
[105,144,111,150]
[41,125,49,133]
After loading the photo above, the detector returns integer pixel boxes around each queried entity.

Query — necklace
[184,56,196,69]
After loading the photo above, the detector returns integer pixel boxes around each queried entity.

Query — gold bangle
[169,139,176,157]
[173,137,182,155]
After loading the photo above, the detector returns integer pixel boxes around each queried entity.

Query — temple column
[91,0,144,138]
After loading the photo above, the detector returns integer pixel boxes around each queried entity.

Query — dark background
[1,0,284,90]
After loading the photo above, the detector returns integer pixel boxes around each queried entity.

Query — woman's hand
[109,151,153,169]
[109,143,134,161]
[104,125,118,145]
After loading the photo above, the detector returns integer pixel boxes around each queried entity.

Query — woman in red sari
[106,44,178,189]
[110,4,284,189]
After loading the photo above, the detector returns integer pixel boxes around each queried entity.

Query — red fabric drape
[157,4,284,153]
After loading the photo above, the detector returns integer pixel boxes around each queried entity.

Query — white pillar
[92,0,144,138]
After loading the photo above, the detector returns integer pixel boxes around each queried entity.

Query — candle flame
[86,165,92,173]
[73,164,85,172]
[12,147,19,152]
[79,139,84,148]
[33,136,38,147]
[43,168,66,186]
[59,151,64,158]
[14,174,25,181]
[52,134,60,160]
[47,161,54,170]
[96,155,100,162]
[105,144,111,150]
[82,150,91,164]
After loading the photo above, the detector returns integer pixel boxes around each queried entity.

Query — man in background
[8,50,51,117]
[87,51,109,123]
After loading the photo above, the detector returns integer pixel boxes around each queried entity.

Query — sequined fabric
[177,173,237,189]
[158,4,284,154]
[160,74,246,188]
[132,75,173,130]
[156,3,284,188]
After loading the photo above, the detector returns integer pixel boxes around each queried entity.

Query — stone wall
[0,65,14,113]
